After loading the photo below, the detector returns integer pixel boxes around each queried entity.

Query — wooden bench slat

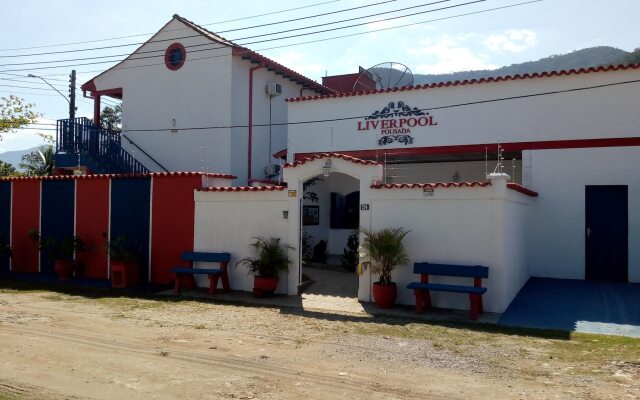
[170,267,223,275]
[407,282,487,294]
[180,251,231,263]
[413,262,488,278]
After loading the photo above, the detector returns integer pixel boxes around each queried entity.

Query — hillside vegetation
[414,46,637,85]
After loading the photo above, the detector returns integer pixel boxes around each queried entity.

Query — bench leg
[208,275,219,295]
[221,271,230,292]
[174,273,181,294]
[469,294,480,320]
[478,295,484,314]
[414,289,423,314]
[424,290,431,310]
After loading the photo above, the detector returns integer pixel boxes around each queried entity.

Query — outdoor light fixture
[321,159,332,177]
[282,210,289,219]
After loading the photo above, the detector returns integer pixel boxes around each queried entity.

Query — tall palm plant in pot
[358,227,410,308]
[237,237,291,297]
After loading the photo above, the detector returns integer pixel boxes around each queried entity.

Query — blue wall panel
[40,180,76,275]
[0,182,11,273]
[110,178,151,283]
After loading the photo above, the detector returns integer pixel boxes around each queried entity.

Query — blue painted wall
[40,180,76,275]
[0,182,11,273]
[110,178,151,283]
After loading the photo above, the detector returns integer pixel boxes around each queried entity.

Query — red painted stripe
[295,137,640,160]
[76,179,110,279]
[11,181,40,273]
[150,175,202,285]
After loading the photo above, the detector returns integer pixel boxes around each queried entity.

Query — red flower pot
[372,282,397,308]
[54,260,75,281]
[253,276,279,297]
[111,261,140,288]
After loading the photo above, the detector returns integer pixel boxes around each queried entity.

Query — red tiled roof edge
[284,152,381,168]
[0,172,237,182]
[506,183,539,197]
[197,186,287,192]
[371,181,491,189]
[285,63,640,103]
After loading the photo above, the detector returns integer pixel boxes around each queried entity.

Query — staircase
[55,117,149,174]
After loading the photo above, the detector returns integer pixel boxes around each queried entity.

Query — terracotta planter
[111,261,140,288]
[54,260,75,281]
[372,282,397,308]
[253,276,279,297]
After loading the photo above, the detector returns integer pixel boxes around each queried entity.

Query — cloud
[271,51,325,78]
[406,34,498,74]
[483,29,537,53]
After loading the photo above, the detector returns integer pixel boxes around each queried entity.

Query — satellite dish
[352,62,414,92]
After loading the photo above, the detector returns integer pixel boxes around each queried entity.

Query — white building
[79,14,331,184]
[63,14,640,312]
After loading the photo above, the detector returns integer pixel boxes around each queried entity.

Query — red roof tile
[284,152,381,168]
[285,63,640,103]
[371,182,490,189]
[506,183,539,197]
[197,186,286,192]
[0,172,236,182]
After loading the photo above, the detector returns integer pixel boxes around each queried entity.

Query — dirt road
[0,288,638,399]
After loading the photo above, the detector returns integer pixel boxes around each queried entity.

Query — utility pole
[69,69,76,120]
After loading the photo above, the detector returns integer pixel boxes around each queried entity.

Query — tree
[0,161,19,177]
[20,145,54,177]
[100,104,122,131]
[0,95,39,136]
[618,48,640,65]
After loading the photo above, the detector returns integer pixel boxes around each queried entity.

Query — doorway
[585,185,628,282]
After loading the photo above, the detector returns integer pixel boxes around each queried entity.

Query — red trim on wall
[164,42,187,71]
[286,152,381,168]
[198,186,286,192]
[294,137,640,160]
[150,175,201,285]
[506,183,539,197]
[11,181,40,273]
[75,179,110,279]
[0,172,236,182]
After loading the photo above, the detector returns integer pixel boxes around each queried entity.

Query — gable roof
[82,14,332,95]
[285,63,640,103]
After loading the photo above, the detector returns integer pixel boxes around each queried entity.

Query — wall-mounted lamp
[171,118,178,133]
[321,159,332,177]
[282,210,289,219]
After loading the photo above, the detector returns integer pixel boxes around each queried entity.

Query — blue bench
[407,262,489,320]
[170,252,231,294]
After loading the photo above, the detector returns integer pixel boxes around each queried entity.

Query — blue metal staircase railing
[56,117,149,174]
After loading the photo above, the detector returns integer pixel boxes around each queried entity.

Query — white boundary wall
[367,174,533,313]
[194,190,289,293]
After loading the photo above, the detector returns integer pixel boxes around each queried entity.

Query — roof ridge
[172,14,238,48]
[286,63,640,103]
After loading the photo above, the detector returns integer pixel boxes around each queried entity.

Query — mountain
[0,146,41,170]
[412,46,632,85]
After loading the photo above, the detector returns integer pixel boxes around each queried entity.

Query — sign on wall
[356,101,438,146]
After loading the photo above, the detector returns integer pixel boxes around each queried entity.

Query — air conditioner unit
[265,82,282,97]
[264,164,282,177]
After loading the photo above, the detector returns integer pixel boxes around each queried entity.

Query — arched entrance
[282,154,383,301]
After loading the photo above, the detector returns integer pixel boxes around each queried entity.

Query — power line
[0,0,344,53]
[0,0,485,73]
[0,0,398,59]
[116,78,640,132]
[32,1,539,79]
[0,0,452,68]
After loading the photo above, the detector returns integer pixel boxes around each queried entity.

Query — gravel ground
[0,289,639,399]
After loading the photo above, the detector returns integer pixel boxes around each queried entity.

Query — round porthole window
[164,43,186,71]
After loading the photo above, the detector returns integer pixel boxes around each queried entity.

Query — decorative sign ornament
[357,101,438,146]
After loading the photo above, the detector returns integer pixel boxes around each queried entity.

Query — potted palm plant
[358,227,410,308]
[237,237,291,297]
[28,230,85,280]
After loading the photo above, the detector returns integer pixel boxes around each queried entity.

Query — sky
[1,0,638,153]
